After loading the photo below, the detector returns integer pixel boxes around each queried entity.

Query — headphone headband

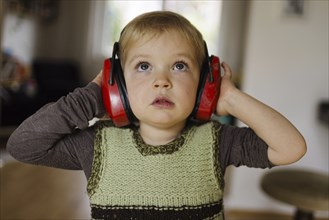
[109,42,120,85]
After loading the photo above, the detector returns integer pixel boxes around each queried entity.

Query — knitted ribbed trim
[212,122,224,190]
[87,121,111,196]
[132,125,192,156]
[91,200,223,220]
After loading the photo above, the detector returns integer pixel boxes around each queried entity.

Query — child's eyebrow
[126,52,196,64]
[126,54,151,64]
[174,53,195,62]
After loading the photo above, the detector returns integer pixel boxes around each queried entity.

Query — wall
[224,0,328,217]
[34,0,92,83]
[217,0,248,79]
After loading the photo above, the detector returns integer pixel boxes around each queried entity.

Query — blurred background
[0,0,328,219]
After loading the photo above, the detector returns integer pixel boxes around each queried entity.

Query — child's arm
[7,72,105,172]
[216,62,307,166]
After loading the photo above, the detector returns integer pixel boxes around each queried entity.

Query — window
[101,0,222,57]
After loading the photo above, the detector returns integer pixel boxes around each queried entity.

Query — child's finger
[92,70,103,86]
[221,62,233,79]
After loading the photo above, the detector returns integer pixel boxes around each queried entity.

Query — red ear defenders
[102,42,221,127]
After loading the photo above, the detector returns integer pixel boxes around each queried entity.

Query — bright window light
[101,0,222,57]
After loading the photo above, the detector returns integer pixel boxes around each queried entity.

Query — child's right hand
[92,70,103,87]
[92,70,111,120]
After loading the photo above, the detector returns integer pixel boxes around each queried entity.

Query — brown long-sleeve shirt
[6,83,273,179]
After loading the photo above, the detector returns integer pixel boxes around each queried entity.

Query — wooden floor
[1,156,328,220]
[1,160,91,219]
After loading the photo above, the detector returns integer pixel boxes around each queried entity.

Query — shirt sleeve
[6,82,104,178]
[218,123,274,174]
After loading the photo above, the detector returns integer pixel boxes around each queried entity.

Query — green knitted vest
[87,121,224,220]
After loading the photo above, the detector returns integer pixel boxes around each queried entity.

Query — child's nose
[153,73,172,89]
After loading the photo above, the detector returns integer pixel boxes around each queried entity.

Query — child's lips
[152,97,174,108]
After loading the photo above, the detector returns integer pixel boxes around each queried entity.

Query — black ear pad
[191,43,221,121]
[101,42,136,127]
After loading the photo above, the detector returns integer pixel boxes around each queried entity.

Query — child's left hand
[216,62,238,116]
[215,62,306,165]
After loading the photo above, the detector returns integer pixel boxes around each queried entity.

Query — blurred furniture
[318,101,329,125]
[261,169,329,220]
[1,59,83,126]
[32,59,82,103]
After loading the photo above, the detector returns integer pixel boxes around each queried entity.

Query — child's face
[123,30,200,129]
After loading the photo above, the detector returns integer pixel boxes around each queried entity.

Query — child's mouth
[152,97,174,108]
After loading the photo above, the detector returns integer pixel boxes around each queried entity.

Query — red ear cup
[194,56,221,121]
[102,58,130,127]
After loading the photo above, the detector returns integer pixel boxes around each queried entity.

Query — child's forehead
[129,30,193,52]
[120,27,204,68]
[138,30,182,43]
[127,32,195,60]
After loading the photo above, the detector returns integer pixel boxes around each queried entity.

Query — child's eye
[137,62,150,71]
[173,61,188,71]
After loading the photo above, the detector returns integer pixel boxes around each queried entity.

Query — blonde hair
[118,11,205,69]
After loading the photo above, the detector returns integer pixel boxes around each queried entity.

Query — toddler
[7,11,306,220]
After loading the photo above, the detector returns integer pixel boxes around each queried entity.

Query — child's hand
[216,62,238,116]
[215,62,306,165]
[92,70,111,120]
[92,70,103,87]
